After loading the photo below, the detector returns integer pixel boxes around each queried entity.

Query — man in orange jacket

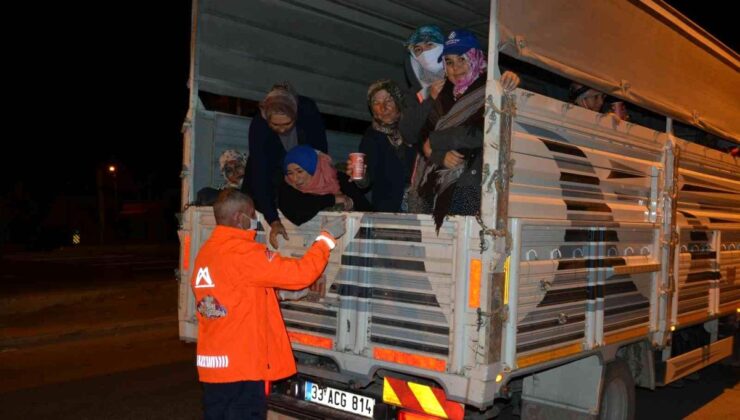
[191,188,345,419]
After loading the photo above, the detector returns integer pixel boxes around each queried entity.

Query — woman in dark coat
[246,82,328,248]
[346,80,416,213]
[415,29,518,231]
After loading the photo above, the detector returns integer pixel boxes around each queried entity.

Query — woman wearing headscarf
[247,82,328,249]
[400,27,520,214]
[218,149,247,189]
[346,80,416,213]
[403,25,447,103]
[415,29,519,231]
[396,25,447,213]
[278,145,370,225]
[194,149,248,205]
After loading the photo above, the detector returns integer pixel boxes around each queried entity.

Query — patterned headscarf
[366,79,404,116]
[404,25,445,48]
[219,149,246,174]
[259,82,298,121]
[218,149,247,188]
[444,48,487,98]
[367,79,405,148]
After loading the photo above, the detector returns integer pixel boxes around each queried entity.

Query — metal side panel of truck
[178,88,740,415]
[179,0,739,418]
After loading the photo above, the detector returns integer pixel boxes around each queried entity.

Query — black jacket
[278,172,371,226]
[425,77,486,189]
[246,96,328,224]
[358,127,416,213]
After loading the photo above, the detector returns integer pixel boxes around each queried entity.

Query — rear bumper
[269,393,373,419]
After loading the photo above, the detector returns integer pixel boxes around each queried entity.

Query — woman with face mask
[396,26,447,213]
[403,25,447,101]
[399,26,520,215]
[278,145,370,226]
[414,29,519,232]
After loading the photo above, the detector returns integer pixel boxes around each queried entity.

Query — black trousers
[202,380,266,420]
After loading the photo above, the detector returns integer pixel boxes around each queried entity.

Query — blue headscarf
[405,25,445,47]
[283,145,318,175]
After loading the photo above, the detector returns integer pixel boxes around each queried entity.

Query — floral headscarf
[444,48,487,98]
[218,149,247,188]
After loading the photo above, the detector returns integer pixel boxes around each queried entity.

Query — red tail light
[397,409,443,420]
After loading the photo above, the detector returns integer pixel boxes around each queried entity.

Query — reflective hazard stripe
[407,381,448,418]
[382,377,463,420]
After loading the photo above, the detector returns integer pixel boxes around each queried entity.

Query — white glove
[321,215,346,240]
[278,288,310,301]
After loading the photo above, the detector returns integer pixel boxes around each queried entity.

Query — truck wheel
[599,360,635,420]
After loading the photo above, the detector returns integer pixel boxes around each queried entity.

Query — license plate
[304,381,375,418]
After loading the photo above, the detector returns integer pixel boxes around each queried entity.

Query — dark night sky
[665,0,736,52]
[2,1,734,211]
[3,2,192,200]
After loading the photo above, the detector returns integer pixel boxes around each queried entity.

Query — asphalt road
[0,245,737,419]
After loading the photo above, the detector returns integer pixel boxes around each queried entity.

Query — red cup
[349,152,366,180]
[611,102,628,121]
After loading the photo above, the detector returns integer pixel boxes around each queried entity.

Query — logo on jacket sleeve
[197,295,227,319]
[265,249,275,262]
[194,267,214,288]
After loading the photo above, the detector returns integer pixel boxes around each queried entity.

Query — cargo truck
[178,1,739,418]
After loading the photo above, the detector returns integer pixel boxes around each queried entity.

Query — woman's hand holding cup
[348,152,366,182]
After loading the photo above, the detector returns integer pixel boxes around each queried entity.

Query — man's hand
[429,79,445,100]
[500,71,520,93]
[321,215,346,240]
[269,220,288,249]
[443,150,464,169]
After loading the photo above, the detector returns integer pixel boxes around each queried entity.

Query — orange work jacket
[191,225,332,383]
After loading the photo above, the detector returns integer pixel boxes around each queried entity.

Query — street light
[97,163,119,244]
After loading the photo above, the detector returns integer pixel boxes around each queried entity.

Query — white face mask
[239,212,260,231]
[415,44,444,74]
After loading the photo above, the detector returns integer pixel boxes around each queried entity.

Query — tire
[599,360,635,420]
